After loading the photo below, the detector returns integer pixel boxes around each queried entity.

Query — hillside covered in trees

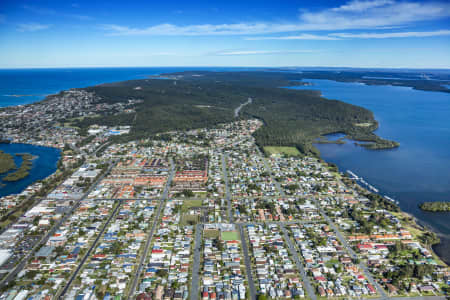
[73,71,398,155]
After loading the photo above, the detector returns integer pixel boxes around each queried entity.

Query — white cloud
[101,23,302,36]
[245,34,341,41]
[331,0,394,12]
[101,0,450,36]
[17,23,51,32]
[298,1,450,31]
[247,30,450,41]
[332,29,450,38]
[213,50,315,56]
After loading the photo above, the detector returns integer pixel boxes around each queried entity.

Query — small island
[419,201,450,212]
[0,150,17,174]
[2,153,33,182]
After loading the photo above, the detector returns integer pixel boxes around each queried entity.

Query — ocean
[0,67,259,108]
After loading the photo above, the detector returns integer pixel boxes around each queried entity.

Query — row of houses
[67,199,157,299]
[247,223,305,298]
[137,200,193,300]
[288,222,377,298]
[200,224,247,300]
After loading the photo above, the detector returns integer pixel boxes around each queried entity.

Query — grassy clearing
[264,146,301,157]
[181,199,203,213]
[221,231,239,241]
[204,229,219,239]
[193,191,207,198]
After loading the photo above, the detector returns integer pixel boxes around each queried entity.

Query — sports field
[221,231,239,241]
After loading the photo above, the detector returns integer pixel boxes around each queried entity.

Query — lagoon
[0,143,61,198]
[290,79,450,263]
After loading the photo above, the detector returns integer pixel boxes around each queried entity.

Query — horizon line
[1,65,450,71]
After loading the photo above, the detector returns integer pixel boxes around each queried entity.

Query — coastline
[332,161,449,266]
[397,211,448,266]
[1,69,449,267]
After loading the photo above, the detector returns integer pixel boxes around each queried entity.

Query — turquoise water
[0,143,61,198]
[290,79,450,263]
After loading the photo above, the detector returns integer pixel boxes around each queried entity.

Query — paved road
[190,223,203,300]
[127,158,175,298]
[238,220,321,226]
[238,224,257,300]
[280,224,317,300]
[88,197,163,201]
[379,297,446,300]
[234,97,252,117]
[58,200,122,298]
[221,154,232,223]
[0,159,117,289]
[311,197,388,299]
[93,140,111,157]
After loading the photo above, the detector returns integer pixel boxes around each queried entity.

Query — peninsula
[71,71,399,155]
[0,71,447,300]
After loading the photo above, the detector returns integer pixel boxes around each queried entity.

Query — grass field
[204,229,220,239]
[264,146,301,157]
[221,231,239,241]
[181,199,203,212]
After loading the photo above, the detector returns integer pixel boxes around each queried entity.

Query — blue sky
[0,0,449,68]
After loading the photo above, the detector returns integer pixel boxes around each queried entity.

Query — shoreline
[1,70,448,266]
[330,160,449,266]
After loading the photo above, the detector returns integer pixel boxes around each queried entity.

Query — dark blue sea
[0,68,449,263]
[0,143,61,197]
[0,67,260,107]
[290,79,450,264]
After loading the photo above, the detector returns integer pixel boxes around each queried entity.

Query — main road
[127,158,175,298]
[221,154,232,223]
[234,97,252,118]
[280,224,317,300]
[256,147,286,198]
[190,223,203,300]
[58,199,122,298]
[238,224,257,300]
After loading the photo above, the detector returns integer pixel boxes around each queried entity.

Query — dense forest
[419,202,450,212]
[74,71,399,155]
